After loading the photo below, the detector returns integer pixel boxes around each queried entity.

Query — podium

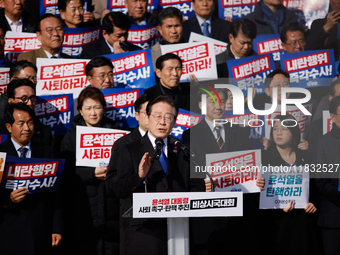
[133,192,243,255]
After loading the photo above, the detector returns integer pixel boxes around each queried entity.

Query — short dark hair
[9,60,37,79]
[85,57,114,76]
[58,0,84,11]
[158,7,183,27]
[329,96,340,115]
[155,53,182,70]
[230,18,257,40]
[35,14,63,32]
[102,12,131,34]
[134,93,154,112]
[264,69,290,88]
[280,23,305,44]
[146,94,179,120]
[7,79,36,99]
[77,87,106,111]
[329,79,340,96]
[197,88,228,103]
[4,103,36,125]
[269,114,301,149]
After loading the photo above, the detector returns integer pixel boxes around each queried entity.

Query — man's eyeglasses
[285,39,306,47]
[13,95,37,104]
[151,114,174,123]
[92,73,114,81]
[40,27,64,34]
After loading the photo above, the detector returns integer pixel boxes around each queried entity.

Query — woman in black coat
[60,87,120,255]
[261,114,318,255]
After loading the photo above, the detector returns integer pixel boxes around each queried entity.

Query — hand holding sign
[10,187,29,203]
[95,166,107,181]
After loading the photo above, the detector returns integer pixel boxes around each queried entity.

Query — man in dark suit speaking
[0,103,63,255]
[114,94,204,255]
[182,0,231,43]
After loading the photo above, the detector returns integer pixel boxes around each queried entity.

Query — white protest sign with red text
[4,32,41,63]
[0,68,10,95]
[161,42,217,82]
[76,126,130,167]
[188,32,228,55]
[205,149,261,193]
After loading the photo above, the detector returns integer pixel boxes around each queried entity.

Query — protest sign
[0,135,7,144]
[62,26,102,57]
[260,166,309,209]
[218,0,258,21]
[35,94,74,136]
[281,50,335,89]
[161,42,217,82]
[264,103,312,140]
[127,23,159,49]
[133,192,243,218]
[228,54,275,96]
[102,88,143,129]
[171,108,203,140]
[104,49,155,89]
[76,126,130,167]
[4,32,41,63]
[205,149,261,193]
[0,68,10,95]
[0,156,65,193]
[189,32,228,55]
[159,0,194,20]
[253,34,284,62]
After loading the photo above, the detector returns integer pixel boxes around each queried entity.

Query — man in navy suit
[182,0,231,43]
[114,94,204,255]
[81,12,142,59]
[0,103,63,255]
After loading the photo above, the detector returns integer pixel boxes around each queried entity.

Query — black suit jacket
[144,82,191,111]
[128,12,158,25]
[0,138,62,255]
[0,9,36,33]
[81,38,143,59]
[115,133,204,255]
[182,15,231,43]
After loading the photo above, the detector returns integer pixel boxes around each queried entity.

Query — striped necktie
[214,125,224,150]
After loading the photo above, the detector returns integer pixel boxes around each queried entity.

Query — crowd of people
[1,0,340,255]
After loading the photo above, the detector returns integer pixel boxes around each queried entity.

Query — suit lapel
[210,16,220,39]
[38,47,48,58]
[200,120,220,153]
[190,16,203,35]
[101,39,112,55]
[4,139,19,157]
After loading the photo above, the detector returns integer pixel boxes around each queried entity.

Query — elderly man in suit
[17,14,72,65]
[114,94,204,255]
[182,0,231,43]
[0,103,63,255]
[81,12,141,59]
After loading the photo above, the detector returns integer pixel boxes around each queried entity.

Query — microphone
[119,41,129,52]
[154,138,164,159]
[170,137,195,158]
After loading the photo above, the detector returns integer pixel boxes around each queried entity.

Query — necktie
[18,147,28,158]
[159,145,167,174]
[202,21,210,37]
[214,126,224,150]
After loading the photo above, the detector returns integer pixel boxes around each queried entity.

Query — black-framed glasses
[13,95,37,104]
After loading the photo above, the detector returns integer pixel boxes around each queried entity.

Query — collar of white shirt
[11,137,31,158]
[105,39,114,53]
[147,132,168,157]
[5,14,23,32]
[44,49,61,59]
